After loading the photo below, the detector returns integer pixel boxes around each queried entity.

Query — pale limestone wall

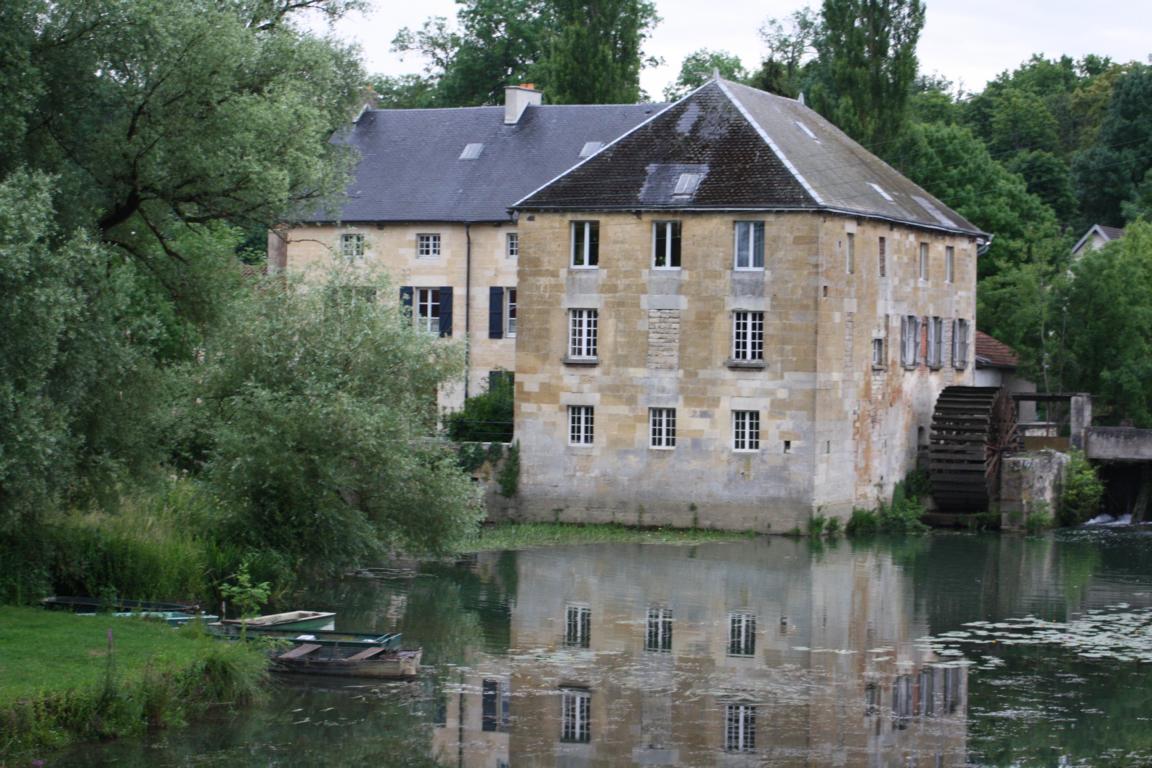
[812,219,978,516]
[281,222,518,411]
[514,211,977,529]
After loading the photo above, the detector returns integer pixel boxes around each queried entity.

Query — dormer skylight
[868,182,894,203]
[459,142,484,160]
[673,172,703,196]
[579,141,603,158]
[912,195,957,227]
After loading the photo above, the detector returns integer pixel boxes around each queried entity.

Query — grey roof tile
[516,80,984,237]
[299,104,662,224]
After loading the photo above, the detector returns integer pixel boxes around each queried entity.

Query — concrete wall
[282,221,518,411]
[514,210,976,530]
[999,450,1069,530]
[1085,426,1152,462]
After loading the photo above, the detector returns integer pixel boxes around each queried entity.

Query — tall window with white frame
[901,315,920,368]
[724,704,757,753]
[927,316,944,368]
[571,221,599,268]
[846,232,855,274]
[565,605,590,648]
[878,236,887,277]
[505,288,517,337]
[733,221,764,270]
[416,288,440,334]
[645,607,673,652]
[731,311,764,362]
[952,318,970,369]
[728,611,756,656]
[560,688,591,743]
[652,220,681,269]
[340,233,364,263]
[417,233,441,258]
[919,242,929,281]
[506,232,519,259]
[649,408,677,449]
[732,410,760,451]
[481,679,510,733]
[568,405,594,446]
[945,245,955,283]
[567,309,598,360]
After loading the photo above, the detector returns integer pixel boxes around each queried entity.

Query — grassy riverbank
[0,607,266,757]
[460,521,757,551]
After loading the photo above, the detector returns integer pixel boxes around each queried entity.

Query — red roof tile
[975,331,1019,369]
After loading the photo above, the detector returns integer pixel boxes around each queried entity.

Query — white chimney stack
[505,84,542,125]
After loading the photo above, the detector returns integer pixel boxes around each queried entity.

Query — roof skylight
[794,121,818,140]
[459,143,484,160]
[911,195,957,227]
[579,141,603,158]
[673,172,703,196]
[868,182,894,202]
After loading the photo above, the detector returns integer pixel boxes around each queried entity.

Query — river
[54,528,1152,766]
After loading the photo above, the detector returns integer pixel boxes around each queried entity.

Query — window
[417,233,441,258]
[872,337,885,369]
[565,605,590,648]
[506,288,517,337]
[569,406,594,446]
[416,288,440,334]
[649,408,677,449]
[892,674,913,726]
[945,245,954,283]
[901,315,920,368]
[571,221,599,268]
[733,411,760,451]
[927,317,944,368]
[731,311,764,362]
[878,236,887,277]
[919,242,929,281]
[482,679,510,732]
[652,221,681,269]
[567,309,598,360]
[340,233,364,262]
[561,689,591,743]
[865,683,881,716]
[919,669,935,717]
[734,221,765,270]
[488,287,516,339]
[953,319,970,369]
[645,607,673,652]
[728,612,756,656]
[506,232,519,258]
[846,232,855,274]
[724,704,756,752]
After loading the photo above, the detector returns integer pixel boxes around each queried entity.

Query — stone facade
[513,211,978,530]
[279,221,519,410]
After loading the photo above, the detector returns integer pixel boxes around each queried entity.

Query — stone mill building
[274,78,987,532]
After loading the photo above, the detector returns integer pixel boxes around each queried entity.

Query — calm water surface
[54,529,1152,767]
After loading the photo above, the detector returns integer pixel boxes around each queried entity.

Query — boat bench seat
[346,646,388,661]
[279,643,322,660]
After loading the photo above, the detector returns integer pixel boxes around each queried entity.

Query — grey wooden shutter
[488,287,504,339]
[438,286,453,337]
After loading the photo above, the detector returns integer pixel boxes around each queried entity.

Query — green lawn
[461,521,756,552]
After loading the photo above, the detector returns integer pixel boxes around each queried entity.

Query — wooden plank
[346,646,388,661]
[279,643,322,660]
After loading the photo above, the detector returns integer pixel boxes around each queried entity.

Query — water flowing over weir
[54,530,1152,767]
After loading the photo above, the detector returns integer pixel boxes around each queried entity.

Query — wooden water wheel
[928,386,1019,513]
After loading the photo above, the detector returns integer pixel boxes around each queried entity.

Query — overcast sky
[324,0,1152,99]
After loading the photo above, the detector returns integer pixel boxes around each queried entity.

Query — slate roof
[299,104,662,223]
[515,79,984,237]
[975,331,1020,369]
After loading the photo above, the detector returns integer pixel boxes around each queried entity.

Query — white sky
[324,0,1152,99]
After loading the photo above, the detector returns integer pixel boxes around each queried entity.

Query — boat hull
[270,649,422,679]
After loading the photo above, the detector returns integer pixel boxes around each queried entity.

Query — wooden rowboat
[270,643,422,679]
[220,610,336,631]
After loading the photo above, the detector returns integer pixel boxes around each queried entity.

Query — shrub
[446,373,514,443]
[498,442,520,498]
[1060,450,1104,526]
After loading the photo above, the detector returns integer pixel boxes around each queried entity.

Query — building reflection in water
[430,540,967,767]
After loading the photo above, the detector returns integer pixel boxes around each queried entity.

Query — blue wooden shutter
[399,286,413,311]
[488,287,504,339]
[438,286,453,337]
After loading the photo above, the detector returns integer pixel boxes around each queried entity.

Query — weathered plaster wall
[1000,451,1069,530]
[281,222,518,410]
[514,211,976,530]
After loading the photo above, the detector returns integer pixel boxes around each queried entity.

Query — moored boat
[270,643,422,679]
[219,610,336,631]
[42,596,201,613]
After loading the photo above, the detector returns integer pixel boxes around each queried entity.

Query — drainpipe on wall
[464,222,472,400]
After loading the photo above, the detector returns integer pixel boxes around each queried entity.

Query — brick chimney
[504,84,542,125]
